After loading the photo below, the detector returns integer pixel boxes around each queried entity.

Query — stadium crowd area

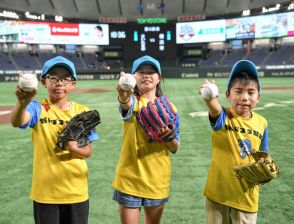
[1,43,294,72]
[179,44,294,68]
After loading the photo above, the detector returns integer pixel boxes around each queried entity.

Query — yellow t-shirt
[112,96,180,199]
[23,99,98,204]
[204,107,268,212]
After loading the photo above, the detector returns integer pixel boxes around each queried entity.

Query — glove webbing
[156,96,176,124]
[57,110,101,149]
[234,151,279,185]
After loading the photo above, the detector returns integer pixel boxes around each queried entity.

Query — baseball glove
[57,110,101,149]
[136,96,177,143]
[234,151,279,185]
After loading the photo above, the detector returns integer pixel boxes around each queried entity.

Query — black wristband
[118,96,131,104]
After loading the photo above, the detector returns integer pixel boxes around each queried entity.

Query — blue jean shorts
[113,189,169,208]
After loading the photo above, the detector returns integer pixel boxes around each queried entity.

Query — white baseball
[119,73,136,91]
[200,82,219,100]
[18,73,38,92]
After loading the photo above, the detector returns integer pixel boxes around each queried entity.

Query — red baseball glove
[136,96,177,143]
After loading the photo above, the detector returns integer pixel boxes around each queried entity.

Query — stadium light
[0,10,19,19]
[25,12,45,20]
[242,10,250,16]
[55,15,63,22]
[146,3,155,9]
[136,3,144,10]
[288,2,294,10]
[158,3,165,9]
[262,4,280,13]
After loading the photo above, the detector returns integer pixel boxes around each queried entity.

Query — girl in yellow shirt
[112,55,180,224]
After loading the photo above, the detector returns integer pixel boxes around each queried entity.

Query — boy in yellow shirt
[11,56,99,224]
[200,60,268,224]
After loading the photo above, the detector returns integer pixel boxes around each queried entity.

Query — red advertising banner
[49,22,79,36]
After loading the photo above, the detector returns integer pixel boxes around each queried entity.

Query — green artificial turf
[0,77,293,223]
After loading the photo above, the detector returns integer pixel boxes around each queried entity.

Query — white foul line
[0,110,11,116]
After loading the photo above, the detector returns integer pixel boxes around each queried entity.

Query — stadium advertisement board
[286,11,294,36]
[176,20,226,44]
[226,17,256,39]
[255,13,288,38]
[0,21,109,45]
[176,11,294,43]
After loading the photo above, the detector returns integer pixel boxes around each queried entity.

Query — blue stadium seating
[12,51,40,70]
[200,50,223,67]
[221,48,247,66]
[3,45,294,71]
[244,47,270,65]
[0,52,17,70]
[263,45,294,65]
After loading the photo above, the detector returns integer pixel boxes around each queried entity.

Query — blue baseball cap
[131,55,161,75]
[41,56,77,80]
[227,60,260,92]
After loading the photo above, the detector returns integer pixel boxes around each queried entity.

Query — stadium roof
[0,0,291,22]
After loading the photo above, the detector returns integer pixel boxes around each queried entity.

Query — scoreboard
[109,23,177,61]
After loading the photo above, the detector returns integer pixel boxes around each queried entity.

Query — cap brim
[41,62,76,80]
[132,61,159,74]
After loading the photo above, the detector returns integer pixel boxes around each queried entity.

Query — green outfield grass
[0,77,293,224]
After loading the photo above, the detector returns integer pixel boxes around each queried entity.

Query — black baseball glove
[57,110,101,149]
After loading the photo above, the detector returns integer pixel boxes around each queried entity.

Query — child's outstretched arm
[199,80,222,118]
[116,84,133,110]
[10,86,37,127]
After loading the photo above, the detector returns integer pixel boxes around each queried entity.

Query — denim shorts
[113,189,169,208]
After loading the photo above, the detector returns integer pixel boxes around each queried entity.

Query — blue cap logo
[132,55,161,75]
[41,56,77,80]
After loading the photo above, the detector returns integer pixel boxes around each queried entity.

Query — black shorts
[33,200,89,224]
